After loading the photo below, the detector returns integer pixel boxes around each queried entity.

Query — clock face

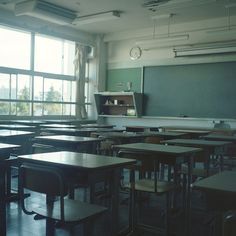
[129,46,142,60]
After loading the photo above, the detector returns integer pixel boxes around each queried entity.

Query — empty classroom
[0,1,236,236]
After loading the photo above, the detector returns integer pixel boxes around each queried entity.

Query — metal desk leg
[110,168,120,236]
[185,155,193,236]
[0,163,6,236]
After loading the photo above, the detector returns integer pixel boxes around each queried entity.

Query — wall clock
[129,46,142,60]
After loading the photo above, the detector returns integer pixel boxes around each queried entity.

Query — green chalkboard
[143,61,236,118]
[106,68,142,92]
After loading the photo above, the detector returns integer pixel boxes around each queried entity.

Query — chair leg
[46,218,55,236]
[83,221,93,236]
[165,192,171,236]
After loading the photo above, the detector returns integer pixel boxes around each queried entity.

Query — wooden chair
[118,150,177,236]
[19,163,107,236]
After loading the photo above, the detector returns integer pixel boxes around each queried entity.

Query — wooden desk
[40,124,78,129]
[113,142,202,236]
[0,130,34,137]
[0,143,20,236]
[96,132,154,144]
[81,124,115,129]
[139,131,188,139]
[163,139,231,172]
[161,126,211,138]
[33,135,102,153]
[0,124,36,132]
[201,134,236,143]
[18,151,136,235]
[125,125,159,132]
[42,127,124,137]
[193,171,236,236]
[0,130,35,153]
[12,120,46,126]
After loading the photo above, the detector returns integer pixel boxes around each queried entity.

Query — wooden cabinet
[94,92,142,117]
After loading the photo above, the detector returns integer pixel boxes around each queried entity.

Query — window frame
[0,25,91,119]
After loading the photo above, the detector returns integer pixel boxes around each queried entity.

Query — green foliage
[44,86,62,115]
[17,86,30,115]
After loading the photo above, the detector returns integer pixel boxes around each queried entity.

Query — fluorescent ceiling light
[73,11,120,25]
[15,0,77,25]
[174,44,236,57]
[136,34,189,46]
[207,28,236,35]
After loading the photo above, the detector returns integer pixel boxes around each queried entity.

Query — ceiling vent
[15,0,77,25]
[143,0,216,12]
[142,0,170,11]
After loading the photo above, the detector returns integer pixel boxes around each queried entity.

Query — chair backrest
[144,136,163,144]
[19,163,68,220]
[118,149,158,176]
[19,163,68,196]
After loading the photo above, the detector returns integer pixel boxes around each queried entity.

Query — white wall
[102,16,236,128]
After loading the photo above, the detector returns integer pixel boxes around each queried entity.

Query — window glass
[71,81,76,102]
[0,73,10,99]
[34,76,43,101]
[62,80,72,102]
[44,103,62,115]
[33,102,43,116]
[10,102,16,115]
[0,27,30,69]
[0,102,10,115]
[44,78,62,102]
[17,75,31,100]
[0,25,89,118]
[34,35,75,75]
[11,75,17,99]
[16,102,31,116]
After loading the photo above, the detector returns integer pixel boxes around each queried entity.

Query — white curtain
[74,44,88,119]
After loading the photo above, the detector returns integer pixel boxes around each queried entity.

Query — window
[0,27,31,70]
[34,35,75,76]
[0,25,88,117]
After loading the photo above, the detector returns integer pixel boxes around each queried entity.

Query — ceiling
[0,0,236,34]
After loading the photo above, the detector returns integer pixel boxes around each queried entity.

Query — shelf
[94,92,143,117]
[102,104,134,107]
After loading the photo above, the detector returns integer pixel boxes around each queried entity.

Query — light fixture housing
[73,11,120,25]
[15,0,77,25]
[174,43,236,57]
[136,34,189,47]
[207,28,236,35]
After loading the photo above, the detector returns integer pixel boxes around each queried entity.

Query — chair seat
[125,179,177,194]
[34,199,107,223]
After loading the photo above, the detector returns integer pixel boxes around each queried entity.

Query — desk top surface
[139,131,187,137]
[0,143,20,150]
[34,135,101,143]
[43,127,124,133]
[202,134,236,142]
[114,142,202,155]
[12,120,46,125]
[40,124,78,128]
[193,171,236,194]
[81,124,115,128]
[163,139,231,147]
[0,130,34,137]
[97,132,150,139]
[18,151,136,170]
[0,124,36,129]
